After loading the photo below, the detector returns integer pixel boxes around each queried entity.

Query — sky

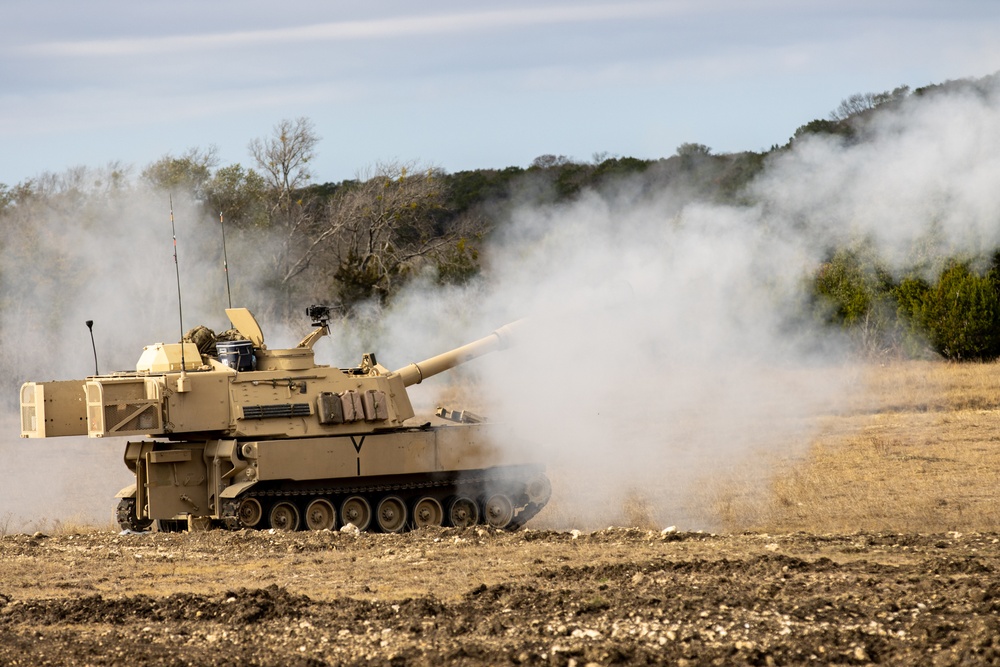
[3,1,1000,187]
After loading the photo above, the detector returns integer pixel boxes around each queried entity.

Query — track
[221,467,551,532]
[120,466,551,533]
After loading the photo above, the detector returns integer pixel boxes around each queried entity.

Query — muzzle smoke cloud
[0,188,238,531]
[3,77,999,531]
[362,78,1000,529]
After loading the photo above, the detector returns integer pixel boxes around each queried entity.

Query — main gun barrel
[393,320,522,386]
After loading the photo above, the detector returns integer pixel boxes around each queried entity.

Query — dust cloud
[372,191,853,531]
[3,78,1000,532]
[753,83,1000,270]
[367,78,1000,530]
[0,184,238,531]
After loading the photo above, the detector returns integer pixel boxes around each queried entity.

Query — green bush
[900,262,1000,361]
[814,248,881,325]
[812,247,903,358]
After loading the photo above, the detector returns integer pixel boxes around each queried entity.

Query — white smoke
[4,76,1000,532]
[753,81,1000,269]
[375,189,850,530]
[368,76,1000,530]
[0,179,243,532]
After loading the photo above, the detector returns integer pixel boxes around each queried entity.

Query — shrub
[902,262,1000,361]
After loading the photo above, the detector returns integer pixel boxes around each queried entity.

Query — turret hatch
[225,308,265,347]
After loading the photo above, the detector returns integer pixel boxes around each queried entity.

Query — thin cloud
[19,3,691,58]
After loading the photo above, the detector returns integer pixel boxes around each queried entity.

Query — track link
[219,467,550,532]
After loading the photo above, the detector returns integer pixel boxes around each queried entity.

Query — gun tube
[393,320,522,386]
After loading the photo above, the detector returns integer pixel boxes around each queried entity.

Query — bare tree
[829,87,910,121]
[247,118,322,318]
[830,92,880,121]
[283,161,450,307]
[248,117,320,202]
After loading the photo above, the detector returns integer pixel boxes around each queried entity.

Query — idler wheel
[237,497,264,528]
[447,496,480,528]
[412,496,444,529]
[525,474,552,505]
[305,498,337,531]
[340,495,372,531]
[269,501,301,531]
[116,497,153,533]
[376,495,408,533]
[483,493,515,529]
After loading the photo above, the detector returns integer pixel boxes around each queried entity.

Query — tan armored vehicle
[20,306,550,532]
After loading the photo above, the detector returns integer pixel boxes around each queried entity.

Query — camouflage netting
[184,326,251,359]
[183,325,217,357]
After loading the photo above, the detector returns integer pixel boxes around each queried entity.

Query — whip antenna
[220,211,232,309]
[85,320,99,375]
[169,196,189,389]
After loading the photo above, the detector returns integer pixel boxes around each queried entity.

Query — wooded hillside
[3,72,1000,377]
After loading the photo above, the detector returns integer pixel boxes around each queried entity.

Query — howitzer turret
[20,308,549,533]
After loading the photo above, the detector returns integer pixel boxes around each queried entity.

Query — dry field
[713,360,1000,534]
[2,360,1000,666]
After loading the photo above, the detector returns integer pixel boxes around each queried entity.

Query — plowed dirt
[2,527,999,666]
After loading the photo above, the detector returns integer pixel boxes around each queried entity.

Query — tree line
[3,73,1000,361]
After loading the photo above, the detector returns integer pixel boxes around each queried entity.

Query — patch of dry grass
[713,360,1000,533]
[0,513,117,537]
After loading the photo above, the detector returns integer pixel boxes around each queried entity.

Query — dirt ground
[5,362,1000,666]
[2,527,999,666]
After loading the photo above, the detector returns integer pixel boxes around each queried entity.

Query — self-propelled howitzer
[19,308,550,532]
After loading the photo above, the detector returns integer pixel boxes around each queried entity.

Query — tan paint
[20,308,542,527]
[19,380,87,438]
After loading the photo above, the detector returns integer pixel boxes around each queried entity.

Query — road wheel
[412,496,444,529]
[340,496,372,531]
[305,498,336,531]
[447,496,479,528]
[376,496,408,533]
[269,501,300,531]
[483,493,515,529]
[237,497,264,528]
